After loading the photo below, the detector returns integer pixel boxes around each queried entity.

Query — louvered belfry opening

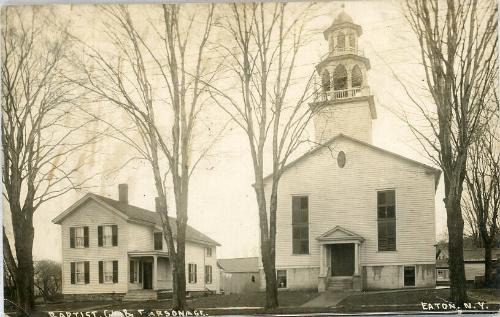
[351,65,363,88]
[333,64,348,90]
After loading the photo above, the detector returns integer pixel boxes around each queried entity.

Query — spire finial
[340,3,345,10]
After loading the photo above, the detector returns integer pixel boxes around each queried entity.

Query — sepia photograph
[1,0,499,316]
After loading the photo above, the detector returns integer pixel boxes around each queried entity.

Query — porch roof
[316,225,364,244]
[128,250,169,258]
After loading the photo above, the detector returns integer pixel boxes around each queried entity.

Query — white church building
[260,10,440,292]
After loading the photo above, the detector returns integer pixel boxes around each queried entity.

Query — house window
[292,196,309,254]
[98,225,118,247]
[404,266,416,287]
[99,260,118,284]
[76,262,85,284]
[188,263,197,284]
[277,270,287,288]
[205,265,212,284]
[206,247,212,257]
[104,261,114,283]
[70,226,88,248]
[437,269,448,280]
[70,261,89,285]
[377,190,396,251]
[154,232,163,250]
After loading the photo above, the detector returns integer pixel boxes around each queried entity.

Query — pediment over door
[316,225,364,244]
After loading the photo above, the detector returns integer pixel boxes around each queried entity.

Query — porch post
[153,255,158,290]
[320,244,325,275]
[354,243,359,275]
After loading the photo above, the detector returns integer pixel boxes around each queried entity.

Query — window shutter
[194,264,197,283]
[98,226,103,247]
[84,261,90,284]
[70,228,75,248]
[70,262,76,284]
[139,261,143,283]
[84,227,89,248]
[292,196,300,223]
[99,261,103,284]
[113,260,118,283]
[112,225,118,246]
[130,260,134,283]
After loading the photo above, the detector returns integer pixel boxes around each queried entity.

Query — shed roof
[218,257,260,273]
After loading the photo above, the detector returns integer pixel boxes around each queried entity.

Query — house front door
[331,243,355,276]
[143,262,153,289]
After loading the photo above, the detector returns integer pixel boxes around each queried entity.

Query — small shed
[436,248,500,287]
[218,257,260,294]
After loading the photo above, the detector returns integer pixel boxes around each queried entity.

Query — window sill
[291,253,310,256]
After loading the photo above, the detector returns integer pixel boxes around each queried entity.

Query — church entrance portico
[316,226,364,292]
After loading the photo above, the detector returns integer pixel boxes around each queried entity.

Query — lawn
[32,288,500,315]
[336,288,500,313]
[34,290,320,315]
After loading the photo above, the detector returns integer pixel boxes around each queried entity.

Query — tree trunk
[261,240,278,309]
[483,240,494,288]
[12,212,36,311]
[446,197,467,306]
[255,186,279,309]
[172,226,187,310]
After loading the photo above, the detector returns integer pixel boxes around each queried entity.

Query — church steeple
[310,7,377,144]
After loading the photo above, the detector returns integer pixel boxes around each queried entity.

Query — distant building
[53,184,220,300]
[436,248,500,286]
[259,9,440,292]
[218,257,260,294]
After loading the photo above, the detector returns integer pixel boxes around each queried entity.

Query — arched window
[322,70,330,92]
[333,64,348,90]
[351,65,363,88]
[336,31,345,49]
[348,33,355,48]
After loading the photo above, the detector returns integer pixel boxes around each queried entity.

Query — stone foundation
[363,264,435,290]
[63,293,125,302]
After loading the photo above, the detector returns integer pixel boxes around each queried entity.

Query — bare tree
[210,3,316,308]
[404,0,498,304]
[73,4,220,309]
[463,112,500,287]
[2,7,99,311]
[34,260,62,303]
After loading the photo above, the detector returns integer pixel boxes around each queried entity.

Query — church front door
[330,243,355,276]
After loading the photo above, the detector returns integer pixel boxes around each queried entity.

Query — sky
[2,0,450,262]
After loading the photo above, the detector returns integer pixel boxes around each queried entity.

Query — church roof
[262,133,441,188]
[333,11,354,24]
[323,10,362,39]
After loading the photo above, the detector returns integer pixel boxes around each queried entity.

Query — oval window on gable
[337,151,346,168]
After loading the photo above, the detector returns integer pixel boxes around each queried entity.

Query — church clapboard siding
[259,9,439,292]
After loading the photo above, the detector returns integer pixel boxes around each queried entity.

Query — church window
[322,70,330,92]
[277,270,287,288]
[333,65,348,90]
[336,31,345,49]
[292,196,309,254]
[404,266,416,287]
[337,151,346,168]
[377,190,396,251]
[351,65,363,88]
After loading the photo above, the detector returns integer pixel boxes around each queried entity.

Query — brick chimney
[118,184,128,205]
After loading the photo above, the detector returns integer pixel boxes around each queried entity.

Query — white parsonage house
[260,11,441,292]
[53,185,220,300]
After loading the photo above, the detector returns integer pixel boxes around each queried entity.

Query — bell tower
[310,7,377,144]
